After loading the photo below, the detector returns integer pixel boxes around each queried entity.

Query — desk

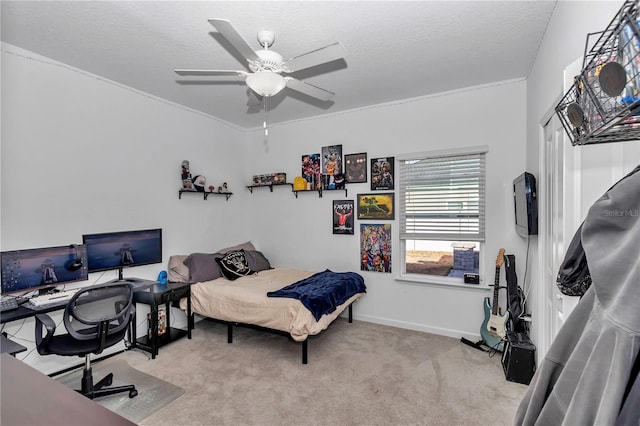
[0,279,157,324]
[0,353,135,426]
[1,334,27,356]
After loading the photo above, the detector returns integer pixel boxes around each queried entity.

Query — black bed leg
[227,323,233,343]
[302,340,308,364]
[348,304,353,323]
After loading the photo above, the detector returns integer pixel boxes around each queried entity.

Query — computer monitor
[82,228,162,280]
[1,245,89,295]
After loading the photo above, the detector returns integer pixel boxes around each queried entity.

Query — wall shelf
[246,183,293,193]
[246,183,348,198]
[179,190,232,201]
[293,188,348,198]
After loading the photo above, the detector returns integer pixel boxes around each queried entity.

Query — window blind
[399,151,486,241]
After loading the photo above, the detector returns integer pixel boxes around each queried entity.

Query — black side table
[130,282,193,359]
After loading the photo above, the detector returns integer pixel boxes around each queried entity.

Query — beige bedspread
[180,268,363,341]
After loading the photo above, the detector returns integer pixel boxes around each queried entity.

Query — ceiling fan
[175,19,347,102]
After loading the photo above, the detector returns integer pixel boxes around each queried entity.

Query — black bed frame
[198,303,354,364]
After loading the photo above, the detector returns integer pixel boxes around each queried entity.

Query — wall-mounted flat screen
[513,172,538,237]
[1,244,88,295]
[82,229,162,279]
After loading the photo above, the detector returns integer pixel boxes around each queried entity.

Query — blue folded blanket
[267,270,366,321]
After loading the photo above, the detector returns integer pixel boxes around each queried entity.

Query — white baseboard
[350,313,482,342]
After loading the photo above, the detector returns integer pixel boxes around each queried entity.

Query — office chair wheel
[129,389,138,398]
[104,376,113,387]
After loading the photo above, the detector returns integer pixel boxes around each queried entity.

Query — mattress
[180,267,363,341]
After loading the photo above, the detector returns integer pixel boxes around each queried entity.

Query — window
[398,146,487,282]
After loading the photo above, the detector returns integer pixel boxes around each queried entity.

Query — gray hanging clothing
[515,165,640,426]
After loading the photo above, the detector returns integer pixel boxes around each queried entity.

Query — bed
[171,242,366,363]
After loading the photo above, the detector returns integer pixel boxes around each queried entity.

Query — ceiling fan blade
[285,77,335,101]
[175,69,247,78]
[209,19,260,63]
[282,42,347,73]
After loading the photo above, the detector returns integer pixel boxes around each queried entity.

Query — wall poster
[321,144,343,189]
[333,199,354,235]
[344,153,367,183]
[370,156,394,190]
[301,153,321,189]
[360,223,392,273]
[357,193,395,220]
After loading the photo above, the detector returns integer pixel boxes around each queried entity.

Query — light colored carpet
[107,318,528,426]
[55,358,185,424]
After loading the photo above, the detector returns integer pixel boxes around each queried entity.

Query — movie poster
[371,157,394,190]
[333,200,354,235]
[360,223,392,273]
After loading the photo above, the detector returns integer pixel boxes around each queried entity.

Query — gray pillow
[216,241,256,254]
[167,255,189,283]
[243,250,272,272]
[183,252,223,283]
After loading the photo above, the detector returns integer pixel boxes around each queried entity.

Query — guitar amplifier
[501,332,536,385]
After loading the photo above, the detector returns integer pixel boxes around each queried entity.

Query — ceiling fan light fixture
[246,71,286,97]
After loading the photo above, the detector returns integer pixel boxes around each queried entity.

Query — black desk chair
[35,282,138,399]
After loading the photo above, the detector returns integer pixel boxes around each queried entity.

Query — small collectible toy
[181,160,194,190]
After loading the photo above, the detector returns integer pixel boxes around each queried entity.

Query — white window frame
[397,145,488,286]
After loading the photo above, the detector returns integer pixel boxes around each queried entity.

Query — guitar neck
[492,265,500,315]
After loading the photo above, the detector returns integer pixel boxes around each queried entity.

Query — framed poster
[360,223,391,273]
[321,145,343,176]
[344,153,367,183]
[333,200,354,235]
[301,153,321,189]
[357,193,395,220]
[371,157,394,190]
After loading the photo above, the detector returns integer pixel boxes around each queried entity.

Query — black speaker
[501,332,536,385]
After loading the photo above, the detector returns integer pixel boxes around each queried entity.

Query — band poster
[360,224,392,273]
[333,200,354,235]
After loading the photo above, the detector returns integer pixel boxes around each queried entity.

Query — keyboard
[1,298,19,312]
[30,288,80,307]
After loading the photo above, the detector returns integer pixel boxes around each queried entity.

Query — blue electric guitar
[480,249,508,351]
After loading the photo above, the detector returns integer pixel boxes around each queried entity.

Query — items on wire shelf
[555,0,640,145]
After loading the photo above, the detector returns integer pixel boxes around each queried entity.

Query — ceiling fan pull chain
[263,97,269,136]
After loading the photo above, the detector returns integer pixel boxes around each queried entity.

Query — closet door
[538,58,640,359]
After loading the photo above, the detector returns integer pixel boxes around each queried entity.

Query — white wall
[1,44,250,373]
[2,45,528,373]
[243,79,528,339]
[525,1,639,350]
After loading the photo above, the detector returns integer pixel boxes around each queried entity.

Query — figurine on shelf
[181,160,195,191]
[334,173,345,189]
[217,186,223,193]
[208,185,215,193]
[223,182,229,193]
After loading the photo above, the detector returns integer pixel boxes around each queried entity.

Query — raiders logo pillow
[215,250,255,281]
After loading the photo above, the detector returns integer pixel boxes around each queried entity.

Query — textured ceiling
[1,1,557,129]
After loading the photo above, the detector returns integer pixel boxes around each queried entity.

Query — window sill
[395,274,491,292]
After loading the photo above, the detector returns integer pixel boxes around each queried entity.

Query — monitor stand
[38,286,59,296]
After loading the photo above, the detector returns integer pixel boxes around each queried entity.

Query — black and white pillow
[215,250,255,281]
